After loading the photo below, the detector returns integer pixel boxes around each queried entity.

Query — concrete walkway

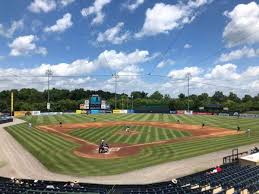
[0,118,258,185]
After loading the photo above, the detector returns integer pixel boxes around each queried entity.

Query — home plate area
[96,147,121,154]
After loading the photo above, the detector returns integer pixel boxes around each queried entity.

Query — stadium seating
[0,162,258,194]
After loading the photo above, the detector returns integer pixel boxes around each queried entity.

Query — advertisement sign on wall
[14,111,30,117]
[31,111,41,116]
[80,104,86,109]
[76,110,82,114]
[113,109,128,114]
[193,112,213,115]
[176,110,185,114]
[90,110,101,114]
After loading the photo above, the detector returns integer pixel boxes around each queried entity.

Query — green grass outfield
[69,126,191,144]
[5,113,259,176]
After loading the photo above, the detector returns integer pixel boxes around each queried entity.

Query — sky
[0,0,259,97]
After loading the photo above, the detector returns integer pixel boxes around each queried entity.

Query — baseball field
[5,113,259,176]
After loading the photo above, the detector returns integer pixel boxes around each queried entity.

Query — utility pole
[46,69,53,110]
[187,73,191,113]
[113,73,119,109]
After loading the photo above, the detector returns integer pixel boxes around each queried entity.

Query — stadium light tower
[46,69,53,110]
[187,73,191,113]
[113,73,119,109]
[131,94,134,110]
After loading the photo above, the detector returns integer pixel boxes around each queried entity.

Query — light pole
[113,73,119,109]
[186,73,191,113]
[127,96,128,109]
[46,69,53,110]
[131,94,134,110]
[121,96,124,109]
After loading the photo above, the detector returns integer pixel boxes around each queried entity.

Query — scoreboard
[90,95,101,109]
[80,94,109,110]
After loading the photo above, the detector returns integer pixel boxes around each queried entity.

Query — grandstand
[0,161,258,194]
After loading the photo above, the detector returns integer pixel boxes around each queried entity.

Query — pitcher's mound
[115,130,140,136]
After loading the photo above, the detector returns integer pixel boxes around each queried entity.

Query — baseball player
[247,128,251,137]
[125,126,130,132]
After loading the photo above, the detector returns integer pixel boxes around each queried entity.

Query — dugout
[134,105,170,113]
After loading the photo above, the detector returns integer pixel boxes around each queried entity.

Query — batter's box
[95,147,120,153]
[110,147,120,151]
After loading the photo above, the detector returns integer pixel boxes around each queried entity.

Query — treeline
[0,88,258,112]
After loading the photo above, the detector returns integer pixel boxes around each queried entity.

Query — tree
[228,92,240,102]
[164,94,171,100]
[150,91,163,100]
[212,91,226,103]
[242,94,252,102]
[69,88,87,100]
[131,91,148,99]
[178,93,185,99]
[198,93,209,101]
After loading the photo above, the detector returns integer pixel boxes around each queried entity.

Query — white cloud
[95,49,150,70]
[223,2,259,47]
[9,35,47,56]
[59,0,75,7]
[218,46,259,62]
[117,65,143,80]
[81,0,112,25]
[28,0,57,13]
[1,63,258,97]
[0,20,24,38]
[0,49,152,91]
[187,0,211,8]
[44,13,73,33]
[205,63,240,80]
[136,0,211,37]
[243,66,259,77]
[156,59,175,68]
[168,66,202,79]
[163,64,258,96]
[28,0,74,13]
[184,43,192,49]
[127,0,144,11]
[6,49,149,74]
[97,22,130,44]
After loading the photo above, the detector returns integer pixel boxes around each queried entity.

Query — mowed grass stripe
[8,124,74,149]
[105,126,126,143]
[6,114,258,176]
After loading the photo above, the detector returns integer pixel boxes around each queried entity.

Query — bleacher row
[0,163,258,194]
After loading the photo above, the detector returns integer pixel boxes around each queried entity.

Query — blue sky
[0,0,259,97]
